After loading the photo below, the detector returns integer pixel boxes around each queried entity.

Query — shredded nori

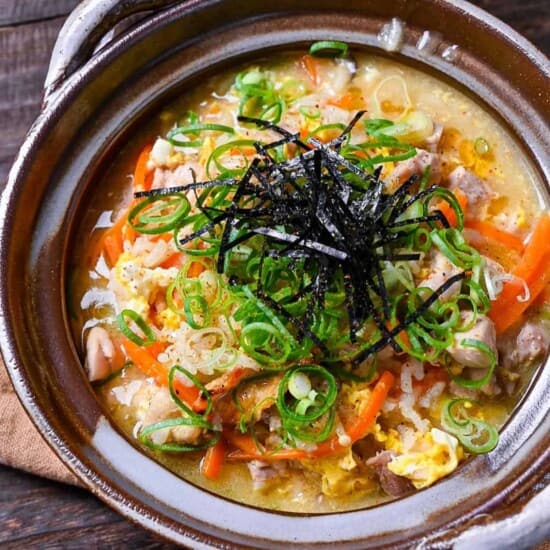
[135,113,461,366]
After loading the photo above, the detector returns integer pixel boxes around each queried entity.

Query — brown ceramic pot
[0,1,548,547]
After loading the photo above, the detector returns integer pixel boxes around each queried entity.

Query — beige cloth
[0,354,79,485]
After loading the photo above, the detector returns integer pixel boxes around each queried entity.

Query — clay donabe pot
[0,1,548,547]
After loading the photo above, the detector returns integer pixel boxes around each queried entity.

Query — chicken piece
[418,249,462,301]
[85,327,115,381]
[216,373,282,425]
[447,166,495,220]
[247,460,288,491]
[205,367,256,398]
[468,370,501,397]
[423,123,443,153]
[447,312,497,369]
[152,162,206,190]
[515,322,549,364]
[389,149,441,188]
[448,380,478,400]
[366,451,414,497]
[142,389,202,446]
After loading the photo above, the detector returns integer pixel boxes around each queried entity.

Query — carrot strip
[123,338,209,412]
[342,370,395,443]
[465,220,524,254]
[160,252,185,269]
[123,339,167,386]
[226,371,394,461]
[224,430,307,462]
[300,55,320,86]
[437,188,468,227]
[489,213,550,333]
[89,205,135,268]
[172,380,206,412]
[327,89,364,110]
[187,261,205,278]
[103,233,123,266]
[133,144,154,192]
[201,438,227,480]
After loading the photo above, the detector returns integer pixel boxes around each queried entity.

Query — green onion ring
[139,418,220,453]
[128,194,190,234]
[184,295,210,329]
[309,40,349,57]
[449,339,496,389]
[441,398,499,454]
[277,364,337,424]
[117,309,156,346]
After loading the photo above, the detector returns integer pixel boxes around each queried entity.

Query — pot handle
[43,0,178,103]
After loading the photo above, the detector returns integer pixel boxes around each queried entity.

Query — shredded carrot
[226,370,394,461]
[465,220,524,254]
[133,144,154,192]
[89,207,133,267]
[187,261,205,278]
[123,338,167,386]
[224,430,308,461]
[489,213,550,333]
[160,252,185,269]
[327,88,364,110]
[123,338,209,412]
[437,188,468,227]
[300,55,320,86]
[342,371,395,442]
[172,380,206,412]
[103,233,123,266]
[201,438,227,480]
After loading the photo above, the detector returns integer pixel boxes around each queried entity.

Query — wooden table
[0,1,548,547]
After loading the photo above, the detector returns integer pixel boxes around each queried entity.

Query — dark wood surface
[0,1,548,548]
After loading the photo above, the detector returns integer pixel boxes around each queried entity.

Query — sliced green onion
[277,364,337,423]
[285,406,336,443]
[474,137,490,156]
[363,118,395,137]
[424,187,464,231]
[441,398,499,454]
[294,390,319,415]
[299,105,321,119]
[139,417,220,453]
[184,295,210,329]
[309,40,349,57]
[450,339,497,388]
[93,361,132,387]
[167,123,234,147]
[117,309,156,346]
[240,322,291,366]
[169,365,213,417]
[279,79,308,102]
[128,194,190,234]
[259,99,284,124]
[288,372,312,400]
[206,139,259,179]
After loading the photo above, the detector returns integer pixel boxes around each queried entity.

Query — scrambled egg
[110,252,178,317]
[302,447,376,497]
[372,424,403,454]
[157,308,181,331]
[387,428,463,489]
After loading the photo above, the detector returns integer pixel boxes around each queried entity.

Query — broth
[69,48,549,513]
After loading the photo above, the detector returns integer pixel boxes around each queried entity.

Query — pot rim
[0,1,548,548]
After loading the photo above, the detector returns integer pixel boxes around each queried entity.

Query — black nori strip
[351,272,467,365]
[143,112,469,370]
